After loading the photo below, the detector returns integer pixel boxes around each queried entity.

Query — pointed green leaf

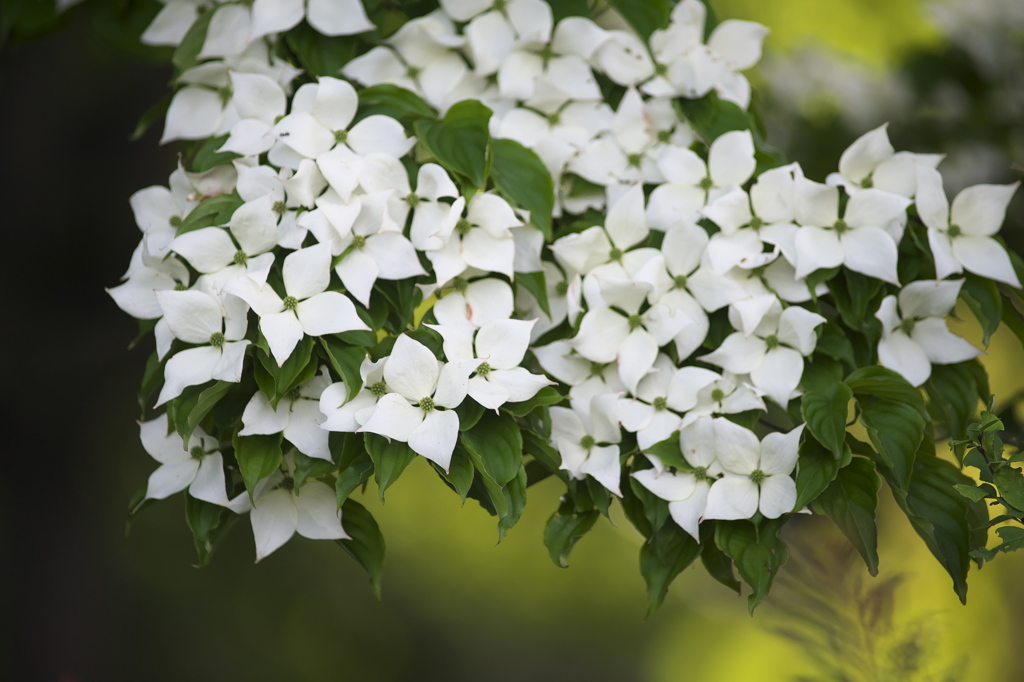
[502,386,564,417]
[431,444,475,503]
[993,466,1024,512]
[514,269,552,316]
[715,517,790,614]
[491,138,554,237]
[925,361,983,441]
[700,530,742,594]
[544,499,599,568]
[319,336,367,399]
[176,193,243,236]
[642,430,686,469]
[606,0,672,40]
[356,83,435,126]
[640,522,702,615]
[413,100,491,188]
[794,435,849,510]
[800,379,852,458]
[960,273,1002,346]
[233,432,284,501]
[337,499,386,598]
[184,492,237,567]
[860,398,923,492]
[364,433,417,501]
[461,410,523,485]
[171,8,212,72]
[283,21,360,77]
[812,456,881,576]
[846,366,926,413]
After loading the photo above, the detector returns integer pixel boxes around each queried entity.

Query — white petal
[751,346,804,406]
[385,335,441,400]
[581,445,622,497]
[409,409,460,471]
[250,0,303,40]
[359,393,424,441]
[898,279,962,320]
[928,228,961,280]
[668,484,709,540]
[230,195,279,255]
[704,476,759,520]
[188,452,233,507]
[837,123,894,184]
[156,346,222,406]
[712,419,761,474]
[841,227,899,284]
[573,308,630,363]
[760,424,804,475]
[708,20,769,69]
[475,319,532,369]
[294,481,348,540]
[170,227,236,273]
[240,391,290,435]
[915,165,950,232]
[878,332,932,387]
[709,130,755,187]
[952,236,1021,287]
[284,400,332,461]
[145,460,200,500]
[198,5,250,59]
[155,289,223,343]
[633,468,696,502]
[793,226,843,280]
[912,319,981,365]
[307,0,376,36]
[347,115,415,157]
[260,311,305,366]
[252,488,298,562]
[758,475,797,518]
[699,332,766,374]
[950,182,1019,237]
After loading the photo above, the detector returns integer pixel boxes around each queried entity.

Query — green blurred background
[4,1,1022,680]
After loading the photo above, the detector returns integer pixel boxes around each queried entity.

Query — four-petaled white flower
[550,394,623,496]
[240,368,334,461]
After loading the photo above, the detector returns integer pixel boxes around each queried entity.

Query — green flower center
[764,334,780,350]
[174,281,188,291]
[699,176,714,191]
[233,250,248,266]
[749,216,764,230]
[656,128,672,143]
[555,280,569,296]
[948,224,962,238]
[169,215,183,228]
[209,331,224,348]
[369,381,387,397]
[476,362,492,377]
[217,85,233,105]
[405,193,421,207]
[281,477,295,491]
[452,277,469,293]
[406,65,421,79]
[627,152,643,168]
[351,234,367,249]
[673,274,688,289]
[692,466,709,482]
[652,397,668,411]
[589,362,605,378]
[609,247,624,262]
[579,434,596,450]
[272,200,287,215]
[282,296,299,311]
[900,318,916,336]
[285,387,302,401]
[546,112,561,126]
[654,62,668,76]
[333,129,348,144]
[493,0,507,11]
[455,218,473,235]
[711,388,725,403]
[537,43,556,62]
[627,314,643,330]
[833,219,849,234]
[750,469,767,486]
[419,396,435,412]
[860,176,874,189]
[190,446,204,460]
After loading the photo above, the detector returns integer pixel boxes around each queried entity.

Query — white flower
[876,280,981,387]
[441,0,553,76]
[250,0,375,39]
[139,414,249,513]
[550,394,623,496]
[319,355,386,433]
[827,122,943,198]
[704,422,804,520]
[432,277,516,329]
[240,368,333,461]
[358,335,473,471]
[424,193,522,285]
[250,454,348,562]
[225,244,369,365]
[916,165,1021,287]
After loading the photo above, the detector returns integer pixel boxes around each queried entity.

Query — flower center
[609,246,624,262]
[627,152,643,168]
[351,234,367,249]
[833,219,849,234]
[555,280,569,296]
[333,129,348,144]
[404,193,421,207]
[627,314,643,330]
[692,466,708,482]
[652,397,668,411]
[406,65,421,79]
[169,215,183,228]
[948,224,962,237]
[272,200,287,214]
[217,85,233,105]
[285,387,302,402]
[209,331,224,348]
[452,277,469,293]
[455,218,472,235]
[654,62,668,77]
[699,176,714,191]
[190,446,204,460]
[281,477,295,491]
[656,129,672,143]
[282,296,299,311]
[711,388,725,403]
[174,281,188,291]
[579,434,595,450]
[476,362,492,377]
[546,112,561,126]
[764,334,780,350]
[750,469,766,485]
[589,362,605,377]
[419,396,435,412]
[749,216,764,230]
[368,381,387,397]
[673,274,688,289]
[233,250,248,266]
[860,176,874,189]
[900,318,916,336]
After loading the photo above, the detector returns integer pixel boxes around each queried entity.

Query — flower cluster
[112,0,1021,609]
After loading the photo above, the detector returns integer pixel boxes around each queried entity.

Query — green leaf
[176,194,242,236]
[233,432,284,501]
[336,450,373,505]
[461,411,523,486]
[515,269,552,317]
[700,531,742,595]
[130,94,172,141]
[970,525,1024,561]
[522,429,568,483]
[846,366,926,413]
[640,522,702,616]
[830,270,884,331]
[800,379,852,458]
[925,361,983,441]
[815,324,856,367]
[953,483,994,503]
[607,0,672,41]
[455,398,485,431]
[177,380,233,445]
[284,21,360,77]
[794,436,849,510]
[137,350,165,414]
[993,466,1024,512]
[319,337,367,399]
[172,9,212,73]
[364,433,417,501]
[550,0,592,22]
[491,138,555,237]
[716,517,790,614]
[675,92,751,143]
[292,450,337,490]
[627,475,671,536]
[960,273,1002,346]
[860,398,924,492]
[255,335,316,407]
[413,100,491,188]
[811,456,881,576]
[189,133,241,172]
[642,431,686,469]
[356,83,435,126]
[497,466,528,541]
[544,499,599,568]
[184,493,237,567]
[337,499,386,598]
[502,386,564,417]
[432,445,475,503]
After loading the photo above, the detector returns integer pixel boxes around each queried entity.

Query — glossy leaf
[544,499,599,568]
[364,433,417,501]
[233,432,284,501]
[491,138,554,238]
[812,456,881,575]
[337,499,386,598]
[413,100,491,188]
[461,411,523,486]
[715,517,790,614]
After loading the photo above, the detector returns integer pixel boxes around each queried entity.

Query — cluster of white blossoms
[111,0,1020,604]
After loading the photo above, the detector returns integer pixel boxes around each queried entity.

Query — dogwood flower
[425,193,522,285]
[550,393,623,496]
[826,122,943,198]
[432,277,516,329]
[250,0,375,39]
[704,422,804,520]
[915,165,1021,287]
[618,355,719,450]
[876,280,981,387]
[319,355,387,433]
[239,368,333,461]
